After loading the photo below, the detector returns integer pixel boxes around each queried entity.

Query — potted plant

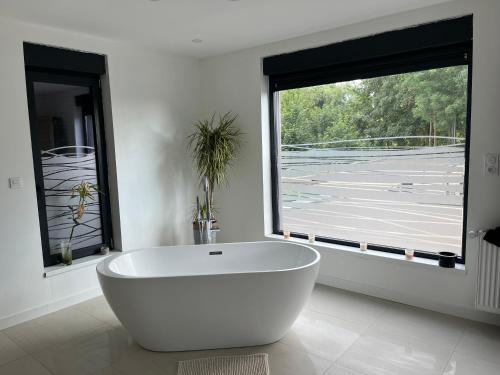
[61,181,100,265]
[187,111,243,243]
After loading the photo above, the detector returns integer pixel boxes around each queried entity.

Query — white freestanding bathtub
[96,241,320,351]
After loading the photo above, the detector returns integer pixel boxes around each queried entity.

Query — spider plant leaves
[187,111,243,192]
[191,201,219,222]
[67,181,102,242]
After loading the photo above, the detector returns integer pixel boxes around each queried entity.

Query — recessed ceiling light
[192,39,203,43]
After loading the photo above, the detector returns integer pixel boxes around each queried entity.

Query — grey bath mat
[177,353,270,375]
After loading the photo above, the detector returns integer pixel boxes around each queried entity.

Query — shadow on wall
[154,120,196,247]
[117,99,197,250]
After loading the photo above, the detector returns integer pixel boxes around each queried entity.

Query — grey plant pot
[193,222,218,244]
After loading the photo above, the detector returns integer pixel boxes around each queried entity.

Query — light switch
[484,153,499,176]
[8,177,24,189]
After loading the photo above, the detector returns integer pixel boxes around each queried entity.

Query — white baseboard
[0,287,103,330]
[317,273,500,326]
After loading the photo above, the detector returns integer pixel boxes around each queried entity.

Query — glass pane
[33,82,103,255]
[278,66,467,256]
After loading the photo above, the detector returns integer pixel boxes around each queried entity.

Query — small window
[24,44,112,267]
[265,17,472,262]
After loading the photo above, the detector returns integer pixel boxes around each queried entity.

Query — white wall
[200,0,500,324]
[0,17,200,327]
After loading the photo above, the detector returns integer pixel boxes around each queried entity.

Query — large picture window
[265,17,472,262]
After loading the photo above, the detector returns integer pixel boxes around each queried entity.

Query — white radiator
[476,238,500,314]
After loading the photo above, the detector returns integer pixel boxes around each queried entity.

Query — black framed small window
[24,43,112,267]
[264,16,472,263]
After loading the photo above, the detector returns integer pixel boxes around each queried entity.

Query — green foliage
[67,181,100,243]
[191,201,218,223]
[187,112,243,210]
[280,66,468,147]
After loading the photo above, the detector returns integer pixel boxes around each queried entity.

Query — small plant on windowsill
[61,181,100,265]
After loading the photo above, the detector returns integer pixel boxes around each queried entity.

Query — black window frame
[265,16,473,264]
[24,44,112,267]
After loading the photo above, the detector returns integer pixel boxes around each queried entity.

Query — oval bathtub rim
[96,241,321,280]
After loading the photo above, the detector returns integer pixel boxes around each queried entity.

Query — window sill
[265,234,466,274]
[43,251,118,278]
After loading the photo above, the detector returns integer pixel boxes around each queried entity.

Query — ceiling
[0,0,454,58]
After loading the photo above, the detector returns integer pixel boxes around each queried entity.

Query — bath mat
[177,353,269,375]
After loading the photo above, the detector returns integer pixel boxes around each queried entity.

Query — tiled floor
[1,284,500,375]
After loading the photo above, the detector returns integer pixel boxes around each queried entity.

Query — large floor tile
[70,326,140,365]
[336,326,453,375]
[3,306,109,355]
[3,315,109,354]
[32,341,111,375]
[33,306,108,335]
[88,366,124,375]
[280,309,363,361]
[324,364,365,375]
[0,355,52,375]
[0,332,26,366]
[73,297,121,327]
[443,352,500,375]
[30,325,139,375]
[454,320,500,365]
[259,343,332,375]
[375,303,466,348]
[110,349,170,375]
[308,285,391,325]
[3,321,55,354]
